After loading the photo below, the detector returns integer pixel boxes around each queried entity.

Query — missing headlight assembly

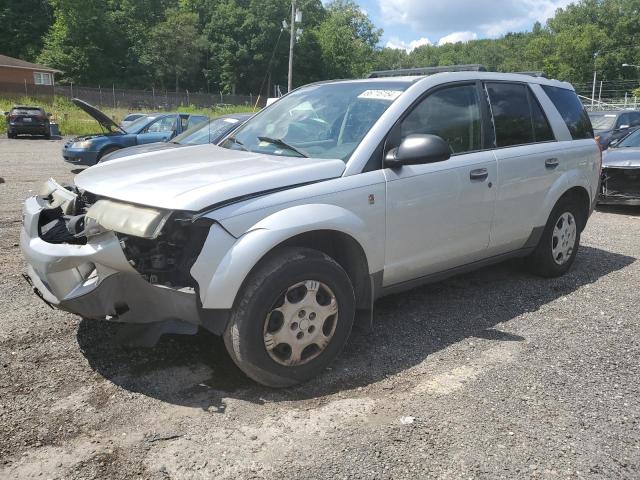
[117,214,211,290]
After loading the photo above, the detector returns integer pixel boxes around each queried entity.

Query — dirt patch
[1,138,639,479]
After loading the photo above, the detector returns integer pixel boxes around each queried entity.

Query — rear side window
[541,85,593,139]
[486,82,554,147]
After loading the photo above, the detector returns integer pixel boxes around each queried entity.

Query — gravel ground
[0,138,639,479]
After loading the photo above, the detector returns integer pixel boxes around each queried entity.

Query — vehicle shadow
[77,245,635,411]
[597,205,640,217]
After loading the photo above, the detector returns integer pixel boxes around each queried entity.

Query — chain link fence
[0,81,264,109]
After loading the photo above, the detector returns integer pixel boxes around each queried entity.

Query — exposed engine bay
[37,179,210,290]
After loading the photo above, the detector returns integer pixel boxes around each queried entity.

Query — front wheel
[97,145,120,163]
[223,247,355,387]
[526,198,582,277]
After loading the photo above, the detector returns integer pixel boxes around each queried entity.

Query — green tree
[38,0,130,85]
[141,7,207,90]
[0,0,53,62]
[315,0,382,79]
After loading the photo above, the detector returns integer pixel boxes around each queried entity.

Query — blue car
[62,98,207,166]
[100,113,252,162]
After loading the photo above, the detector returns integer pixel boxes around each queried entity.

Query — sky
[354,0,575,51]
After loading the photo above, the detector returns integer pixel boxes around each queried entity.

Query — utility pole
[287,0,296,93]
[591,69,597,108]
[287,1,302,93]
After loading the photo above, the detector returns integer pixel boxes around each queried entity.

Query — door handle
[470,168,489,181]
[545,157,559,168]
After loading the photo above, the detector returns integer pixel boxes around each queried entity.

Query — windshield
[589,113,617,131]
[172,117,243,145]
[616,128,640,147]
[221,81,410,161]
[124,115,157,133]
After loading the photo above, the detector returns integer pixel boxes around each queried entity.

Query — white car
[21,69,601,387]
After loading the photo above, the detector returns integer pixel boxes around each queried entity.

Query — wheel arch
[261,229,371,310]
[541,172,593,232]
[197,203,378,311]
[557,185,591,230]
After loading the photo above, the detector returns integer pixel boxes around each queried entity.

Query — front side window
[146,116,177,133]
[398,84,482,154]
[542,85,593,139]
[486,82,554,147]
[616,113,631,128]
[221,81,410,161]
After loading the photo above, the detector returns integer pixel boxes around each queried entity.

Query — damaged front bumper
[599,167,640,206]
[20,189,230,334]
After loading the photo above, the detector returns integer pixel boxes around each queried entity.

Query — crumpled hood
[602,148,640,168]
[74,144,346,211]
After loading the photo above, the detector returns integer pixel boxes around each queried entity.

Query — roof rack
[367,64,487,78]
[515,71,547,78]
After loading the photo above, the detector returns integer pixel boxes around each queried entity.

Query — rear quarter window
[541,85,593,140]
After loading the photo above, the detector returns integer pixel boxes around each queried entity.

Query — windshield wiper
[226,136,248,151]
[257,136,308,157]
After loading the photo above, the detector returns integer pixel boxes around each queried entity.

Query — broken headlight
[85,199,171,239]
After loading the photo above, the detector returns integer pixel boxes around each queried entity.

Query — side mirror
[385,134,451,167]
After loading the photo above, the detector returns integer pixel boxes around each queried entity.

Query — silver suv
[21,70,600,387]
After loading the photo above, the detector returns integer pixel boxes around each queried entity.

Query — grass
[0,96,256,136]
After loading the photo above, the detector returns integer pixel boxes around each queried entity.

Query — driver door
[384,82,497,287]
[136,115,179,144]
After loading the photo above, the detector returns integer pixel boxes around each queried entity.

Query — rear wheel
[223,247,355,387]
[526,198,582,277]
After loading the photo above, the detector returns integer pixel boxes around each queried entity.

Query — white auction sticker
[223,118,240,123]
[357,89,403,101]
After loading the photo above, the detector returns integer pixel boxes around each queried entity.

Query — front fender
[194,204,374,309]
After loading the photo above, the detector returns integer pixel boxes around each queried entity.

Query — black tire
[526,197,583,278]
[7,132,15,139]
[223,247,355,387]
[97,146,120,162]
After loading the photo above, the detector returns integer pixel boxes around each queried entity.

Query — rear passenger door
[384,82,497,286]
[485,82,561,253]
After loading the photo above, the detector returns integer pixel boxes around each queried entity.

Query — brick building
[0,54,61,97]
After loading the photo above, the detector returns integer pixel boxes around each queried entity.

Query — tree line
[2,0,640,97]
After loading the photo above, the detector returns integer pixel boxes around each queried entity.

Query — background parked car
[5,105,51,139]
[589,110,640,149]
[120,113,148,129]
[62,98,207,166]
[100,113,252,162]
[600,128,640,205]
